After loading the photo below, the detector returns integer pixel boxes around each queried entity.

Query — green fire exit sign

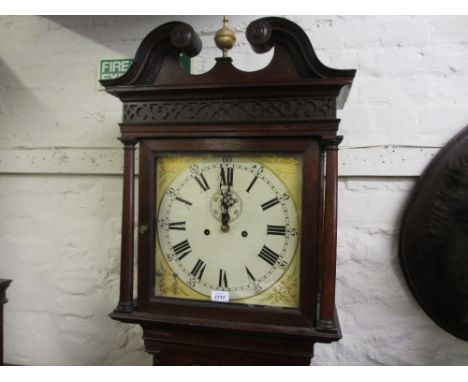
[97,54,191,90]
[100,58,133,81]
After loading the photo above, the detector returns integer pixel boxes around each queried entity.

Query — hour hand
[221,198,230,231]
[221,211,230,225]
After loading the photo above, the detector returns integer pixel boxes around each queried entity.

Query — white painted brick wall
[1,15,468,365]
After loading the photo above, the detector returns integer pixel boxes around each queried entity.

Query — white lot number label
[211,290,230,303]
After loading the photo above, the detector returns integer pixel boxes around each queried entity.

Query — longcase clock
[101,16,356,366]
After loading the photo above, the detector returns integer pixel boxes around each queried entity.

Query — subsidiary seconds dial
[157,157,300,300]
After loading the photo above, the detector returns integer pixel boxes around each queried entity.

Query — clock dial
[155,154,302,306]
[155,154,302,307]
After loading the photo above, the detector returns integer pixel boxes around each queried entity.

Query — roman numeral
[168,221,186,231]
[261,197,280,211]
[190,259,206,280]
[246,175,258,193]
[258,245,280,266]
[172,239,191,260]
[194,173,210,192]
[245,267,256,282]
[267,225,286,236]
[218,269,228,288]
[220,166,234,186]
[175,196,192,207]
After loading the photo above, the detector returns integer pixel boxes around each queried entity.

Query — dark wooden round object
[170,23,202,57]
[399,125,468,341]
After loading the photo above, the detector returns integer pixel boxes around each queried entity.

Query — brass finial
[214,16,236,58]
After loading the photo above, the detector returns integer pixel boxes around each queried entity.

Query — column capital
[0,279,12,305]
[118,137,139,148]
[322,136,343,150]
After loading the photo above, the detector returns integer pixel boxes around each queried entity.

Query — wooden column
[318,137,342,330]
[115,138,138,313]
[0,279,12,366]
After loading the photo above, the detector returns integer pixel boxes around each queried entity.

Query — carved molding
[100,21,201,89]
[247,17,356,79]
[123,97,334,123]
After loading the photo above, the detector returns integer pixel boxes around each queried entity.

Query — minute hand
[220,167,232,230]
[221,198,230,226]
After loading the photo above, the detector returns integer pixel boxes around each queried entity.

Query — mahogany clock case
[101,16,356,365]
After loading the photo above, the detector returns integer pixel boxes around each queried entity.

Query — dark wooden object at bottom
[152,345,309,366]
[112,310,340,365]
[0,279,12,366]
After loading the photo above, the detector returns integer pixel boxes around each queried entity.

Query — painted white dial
[157,157,299,300]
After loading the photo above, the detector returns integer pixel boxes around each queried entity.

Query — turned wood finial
[214,16,236,58]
